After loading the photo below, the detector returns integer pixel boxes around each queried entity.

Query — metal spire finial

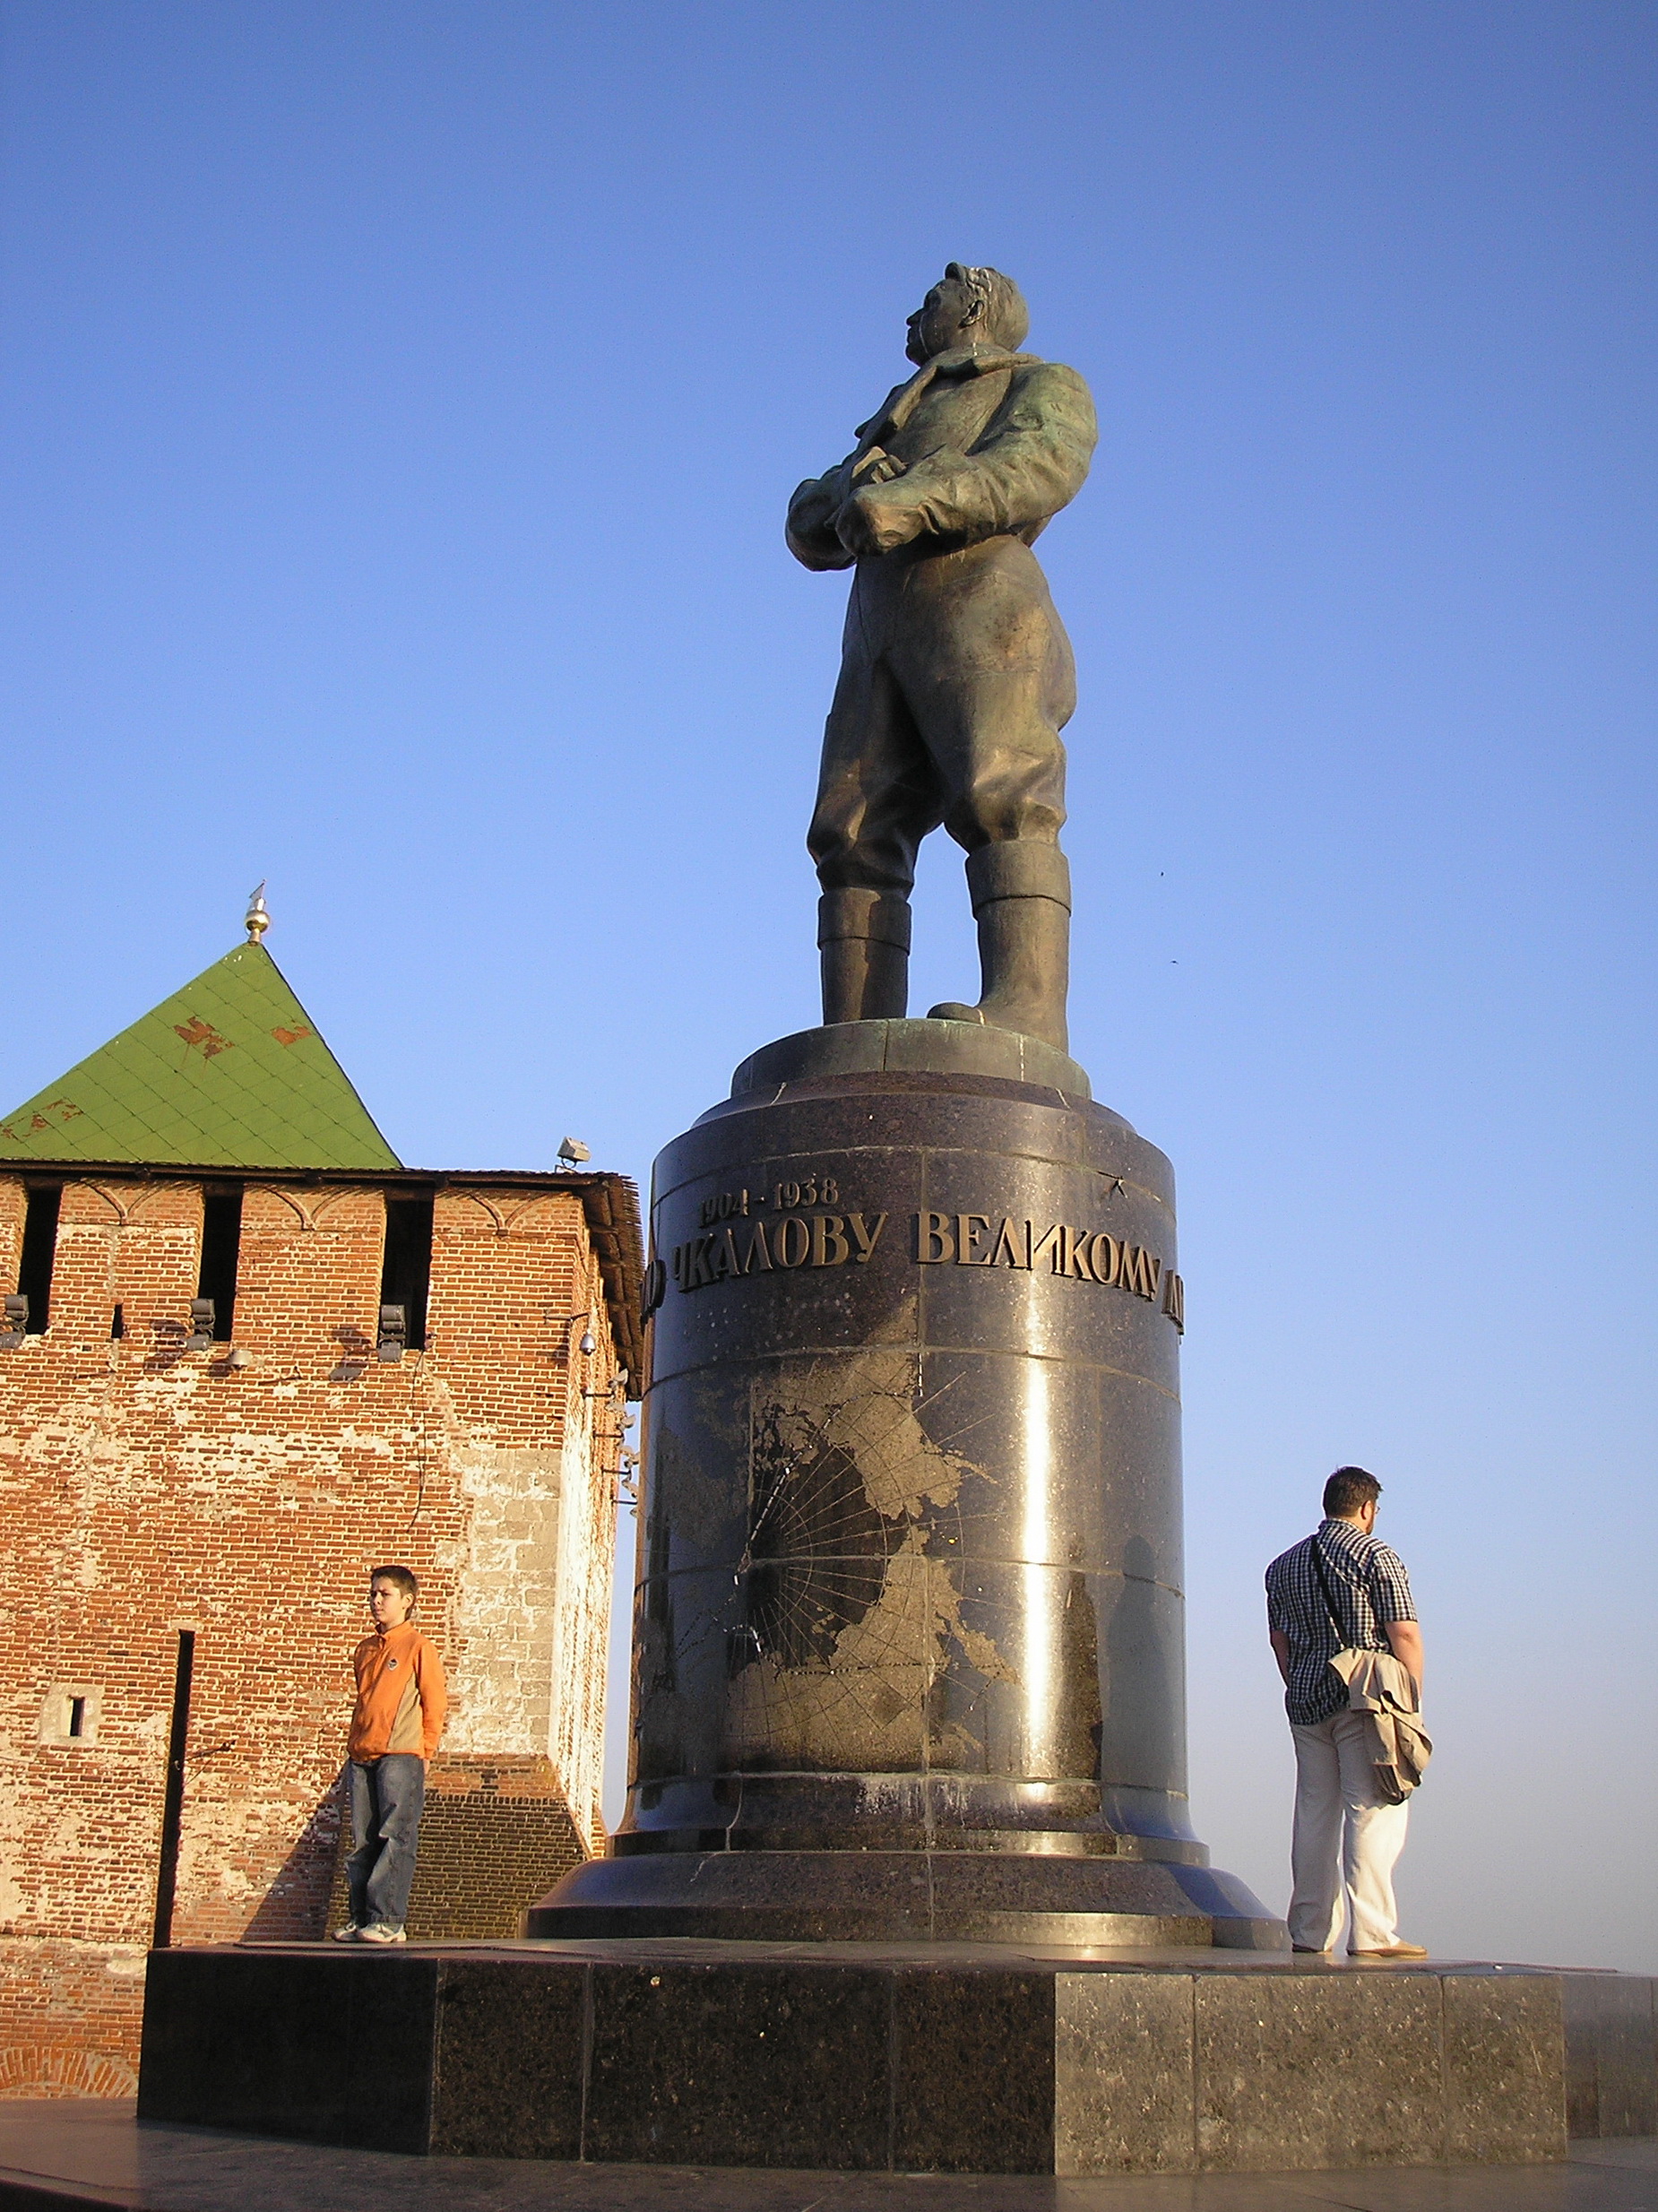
[245,882,271,944]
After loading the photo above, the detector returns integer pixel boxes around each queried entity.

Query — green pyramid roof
[0,941,402,1171]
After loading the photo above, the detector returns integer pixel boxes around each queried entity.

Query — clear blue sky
[4,3,1654,1969]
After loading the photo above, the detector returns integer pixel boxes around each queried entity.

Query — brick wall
[0,1170,631,2095]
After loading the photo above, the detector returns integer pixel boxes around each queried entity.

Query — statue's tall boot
[818,889,911,1024]
[928,843,1071,1052]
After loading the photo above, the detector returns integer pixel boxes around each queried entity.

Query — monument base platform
[525,1845,1282,1948]
[137,1940,1657,2176]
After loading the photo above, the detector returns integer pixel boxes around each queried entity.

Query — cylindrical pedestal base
[534,1023,1282,1949]
[528,1847,1280,1947]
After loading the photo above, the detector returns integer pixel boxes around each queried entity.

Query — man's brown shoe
[1350,1942,1429,1958]
[1291,1944,1329,1953]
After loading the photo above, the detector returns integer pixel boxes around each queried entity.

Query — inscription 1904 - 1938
[666,1206,1184,1330]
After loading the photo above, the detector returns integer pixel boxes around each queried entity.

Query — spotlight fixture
[557,1136,592,1169]
[377,1304,408,1363]
[0,1294,27,1351]
[579,1329,597,1358]
[186,1299,215,1352]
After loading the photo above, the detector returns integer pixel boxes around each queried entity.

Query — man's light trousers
[1288,1709,1410,1952]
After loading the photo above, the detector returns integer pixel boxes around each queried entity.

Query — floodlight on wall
[377,1304,408,1363]
[566,1309,598,1359]
[186,1299,215,1352]
[556,1136,591,1169]
[0,1295,27,1351]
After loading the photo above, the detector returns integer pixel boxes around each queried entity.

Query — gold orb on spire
[245,882,271,945]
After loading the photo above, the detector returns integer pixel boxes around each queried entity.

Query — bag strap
[1308,1534,1349,1646]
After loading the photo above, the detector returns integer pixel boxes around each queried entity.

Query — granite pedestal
[135,1941,1658,2175]
[136,1028,1658,2178]
[535,1023,1278,1948]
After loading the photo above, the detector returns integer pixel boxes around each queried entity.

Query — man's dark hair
[1323,1467,1382,1519]
[370,1563,419,1603]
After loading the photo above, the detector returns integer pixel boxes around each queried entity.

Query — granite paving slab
[0,2106,1654,2212]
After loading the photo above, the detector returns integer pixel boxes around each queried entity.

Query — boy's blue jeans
[345,1755,426,1930]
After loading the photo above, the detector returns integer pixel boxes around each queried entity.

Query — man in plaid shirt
[1265,1466,1427,1957]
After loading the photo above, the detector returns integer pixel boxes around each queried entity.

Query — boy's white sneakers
[357,1923,407,1944]
[331,1923,361,1941]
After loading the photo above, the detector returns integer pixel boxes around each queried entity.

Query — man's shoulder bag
[1309,1537,1431,1803]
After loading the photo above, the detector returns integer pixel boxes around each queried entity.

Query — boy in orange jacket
[333,1564,446,1945]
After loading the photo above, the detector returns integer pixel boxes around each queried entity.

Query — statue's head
[906,264,1030,365]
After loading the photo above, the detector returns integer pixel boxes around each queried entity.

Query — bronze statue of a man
[788,264,1097,1052]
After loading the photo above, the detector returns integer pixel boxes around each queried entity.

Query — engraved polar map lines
[706,1352,1019,1769]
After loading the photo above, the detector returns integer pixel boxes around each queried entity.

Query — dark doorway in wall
[152,1630,195,1948]
[197,1190,243,1343]
[16,1183,63,1334]
[379,1193,434,1352]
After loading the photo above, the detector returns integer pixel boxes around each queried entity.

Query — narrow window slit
[380,1194,434,1352]
[197,1191,243,1342]
[16,1184,63,1334]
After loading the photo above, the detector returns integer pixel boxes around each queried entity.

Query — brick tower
[0,895,642,2096]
